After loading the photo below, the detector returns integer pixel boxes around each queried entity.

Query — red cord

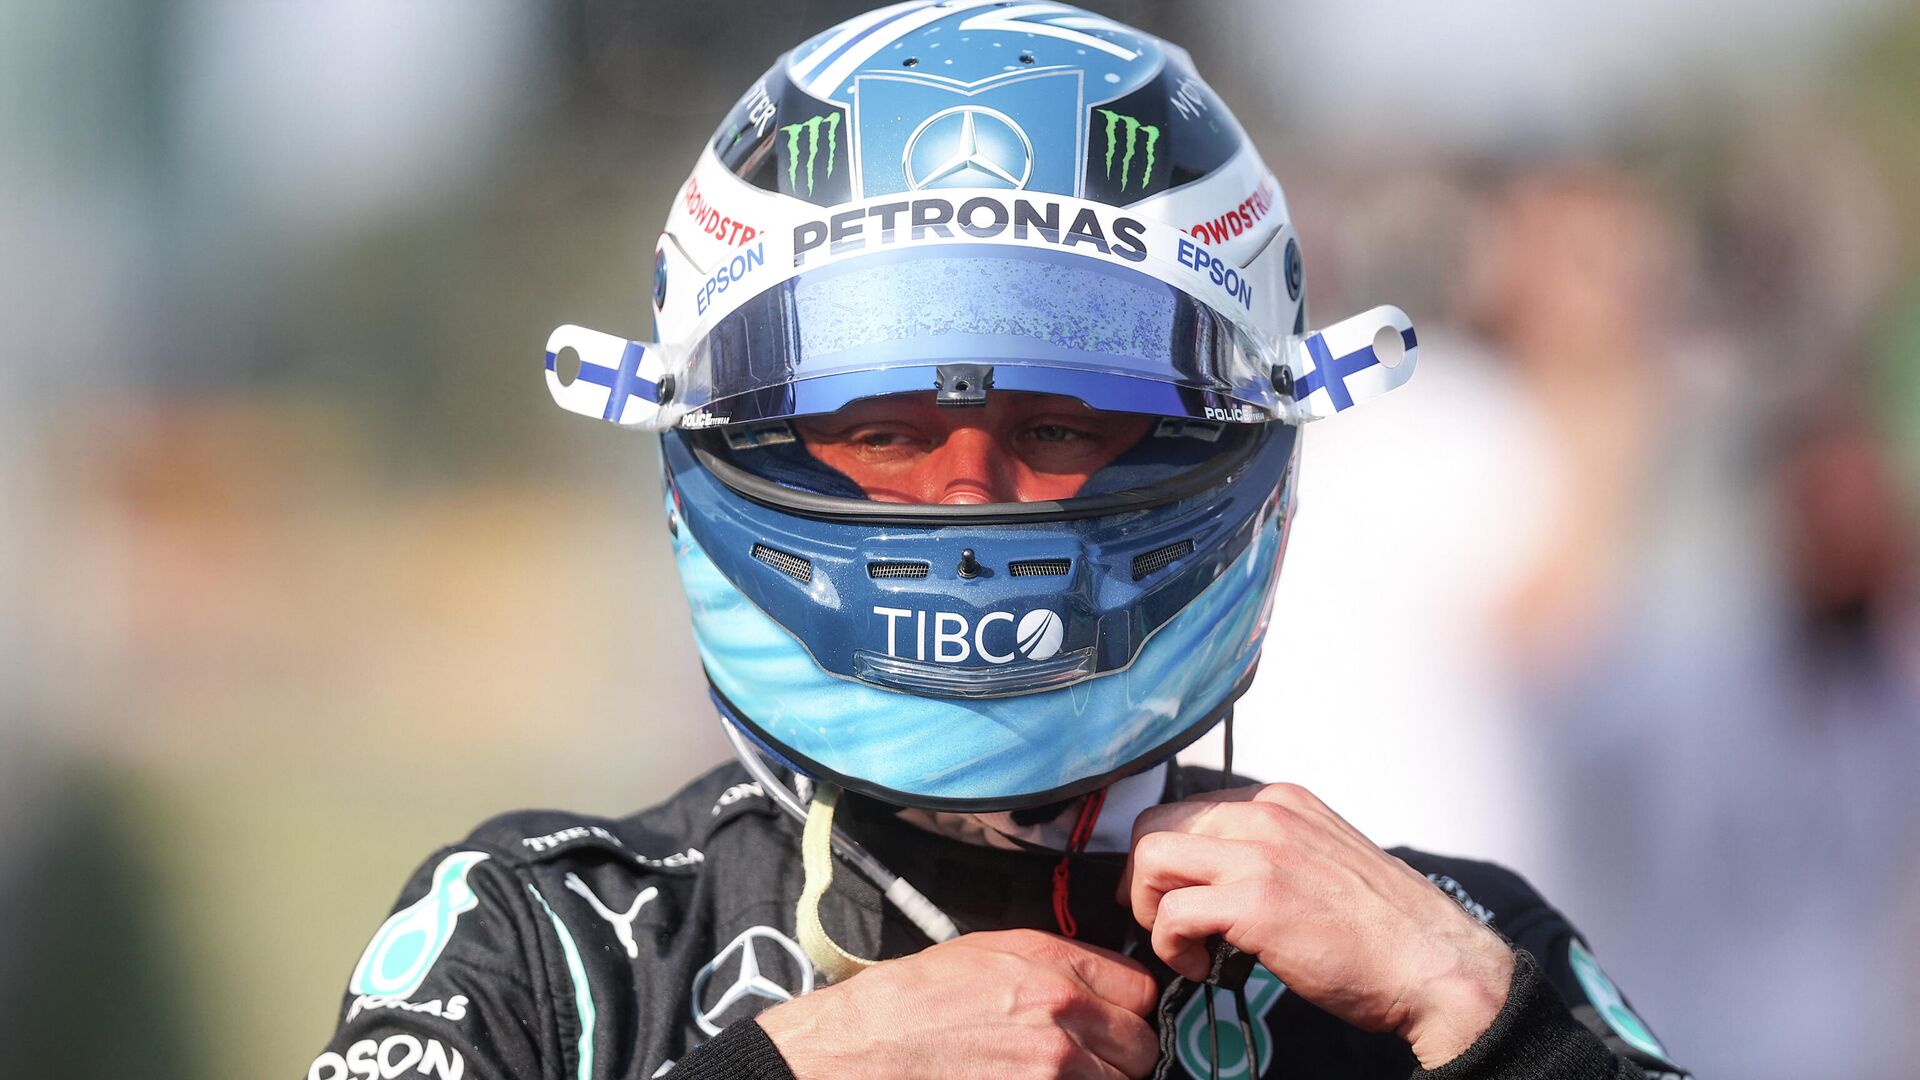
[1051,788,1107,938]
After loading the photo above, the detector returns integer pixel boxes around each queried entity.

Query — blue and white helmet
[545,2,1418,812]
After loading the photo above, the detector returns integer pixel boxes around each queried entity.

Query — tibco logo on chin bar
[874,607,1063,665]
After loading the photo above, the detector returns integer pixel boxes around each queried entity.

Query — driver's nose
[932,425,1012,504]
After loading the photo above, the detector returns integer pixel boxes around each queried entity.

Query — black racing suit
[307,762,1691,1080]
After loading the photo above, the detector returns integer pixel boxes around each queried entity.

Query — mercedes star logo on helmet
[902,105,1034,191]
[690,925,816,1036]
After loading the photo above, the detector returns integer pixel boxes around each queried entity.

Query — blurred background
[1,1,1915,1077]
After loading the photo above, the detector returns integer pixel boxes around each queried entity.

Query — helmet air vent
[1131,539,1195,581]
[751,543,813,583]
[1008,559,1072,578]
[867,561,931,580]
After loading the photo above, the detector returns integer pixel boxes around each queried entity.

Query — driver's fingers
[1059,992,1161,1079]
[1148,882,1260,982]
[1045,935,1159,1018]
[1120,798,1290,901]
[1125,831,1265,932]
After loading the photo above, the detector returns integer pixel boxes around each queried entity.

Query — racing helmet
[544,2,1418,813]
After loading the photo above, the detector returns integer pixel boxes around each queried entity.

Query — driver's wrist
[1400,933,1516,1068]
[754,994,837,1079]
[675,1017,795,1080]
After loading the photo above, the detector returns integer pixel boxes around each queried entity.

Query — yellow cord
[796,783,877,983]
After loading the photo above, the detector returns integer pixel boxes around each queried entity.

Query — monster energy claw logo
[782,113,841,195]
[1097,109,1159,192]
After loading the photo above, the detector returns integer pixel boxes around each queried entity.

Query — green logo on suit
[1175,963,1286,1078]
[350,851,490,998]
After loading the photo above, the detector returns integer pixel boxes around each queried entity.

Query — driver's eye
[858,430,911,449]
[1029,424,1081,444]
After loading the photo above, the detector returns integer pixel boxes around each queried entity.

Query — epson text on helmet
[873,606,1064,664]
[696,241,766,314]
[1175,236,1253,309]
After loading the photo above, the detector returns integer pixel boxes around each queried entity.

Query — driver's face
[792,391,1152,504]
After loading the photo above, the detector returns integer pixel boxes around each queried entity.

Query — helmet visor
[707,389,1247,511]
[679,245,1278,427]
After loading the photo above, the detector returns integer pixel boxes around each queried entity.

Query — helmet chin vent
[1008,558,1072,577]
[751,543,813,583]
[1131,539,1195,580]
[867,561,930,579]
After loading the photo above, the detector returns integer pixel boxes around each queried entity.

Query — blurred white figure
[1543,413,1920,1079]
[1197,329,1560,869]
[1212,170,1676,878]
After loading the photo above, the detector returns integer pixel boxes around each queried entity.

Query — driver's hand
[756,929,1159,1079]
[1119,782,1515,1068]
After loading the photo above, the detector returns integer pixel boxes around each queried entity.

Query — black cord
[1221,709,1235,787]
[1234,983,1259,1076]
[1220,710,1263,1075]
[1205,984,1220,1080]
